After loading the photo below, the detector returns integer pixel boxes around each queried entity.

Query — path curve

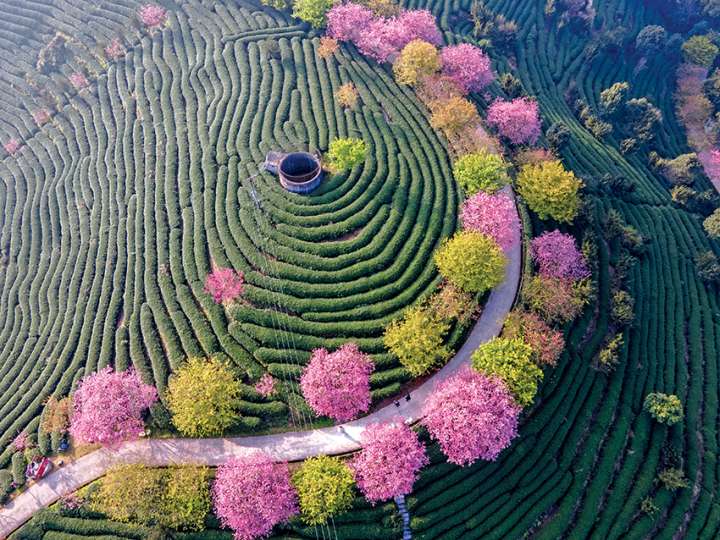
[0,187,521,538]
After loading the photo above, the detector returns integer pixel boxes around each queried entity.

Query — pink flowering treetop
[486,97,542,146]
[300,343,374,422]
[69,72,89,90]
[12,432,28,452]
[531,230,590,281]
[69,366,157,446]
[326,3,374,42]
[213,452,298,540]
[254,373,276,398]
[105,38,126,61]
[350,420,428,503]
[440,44,494,94]
[353,9,442,63]
[138,4,168,28]
[204,268,245,304]
[460,191,519,252]
[706,148,720,183]
[3,139,20,155]
[421,366,520,466]
[32,109,51,126]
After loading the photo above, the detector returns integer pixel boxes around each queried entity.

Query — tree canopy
[517,160,583,223]
[434,231,507,293]
[452,150,510,195]
[292,456,355,525]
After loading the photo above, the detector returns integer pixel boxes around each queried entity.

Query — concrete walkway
[0,188,521,539]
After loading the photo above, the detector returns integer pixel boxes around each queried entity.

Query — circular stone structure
[278,152,324,193]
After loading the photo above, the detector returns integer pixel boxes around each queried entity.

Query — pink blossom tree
[32,109,51,126]
[69,367,157,446]
[138,4,168,28]
[354,9,442,63]
[531,230,590,281]
[395,10,442,46]
[705,148,720,183]
[3,139,20,155]
[213,452,298,540]
[350,420,428,503]
[356,18,401,62]
[204,268,245,304]
[254,373,276,398]
[486,97,542,145]
[105,38,126,61]
[421,366,520,466]
[326,3,374,42]
[69,72,89,90]
[460,191,519,252]
[12,432,28,452]
[300,343,374,422]
[440,44,494,94]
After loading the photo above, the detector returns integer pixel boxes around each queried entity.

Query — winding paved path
[0,188,521,539]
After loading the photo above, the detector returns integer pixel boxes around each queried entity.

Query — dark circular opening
[280,152,320,183]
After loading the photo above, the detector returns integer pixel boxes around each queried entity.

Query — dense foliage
[439,44,494,93]
[644,393,684,425]
[503,310,565,366]
[166,357,242,437]
[383,305,451,375]
[471,337,542,407]
[434,231,507,293]
[452,150,510,195]
[531,230,590,280]
[292,456,355,525]
[204,268,244,304]
[486,97,542,145]
[91,465,211,531]
[326,137,367,172]
[517,160,583,223]
[460,191,519,252]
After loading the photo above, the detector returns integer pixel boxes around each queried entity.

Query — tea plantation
[4,0,720,538]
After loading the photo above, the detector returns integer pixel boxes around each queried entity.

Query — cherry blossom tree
[138,4,168,28]
[254,374,276,398]
[11,432,28,452]
[3,139,20,155]
[105,38,125,61]
[350,420,428,503]
[421,366,520,466]
[356,18,402,62]
[326,3,374,42]
[204,268,245,304]
[213,452,298,540]
[396,9,442,46]
[531,230,590,281]
[69,367,157,446]
[69,72,89,90]
[300,343,374,422]
[486,97,542,145]
[705,148,720,183]
[503,310,565,366]
[354,9,441,63]
[440,44,494,94]
[32,109,51,126]
[460,191,519,252]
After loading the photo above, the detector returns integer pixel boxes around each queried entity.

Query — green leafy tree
[611,290,635,326]
[434,231,507,293]
[657,468,689,491]
[682,35,719,67]
[452,150,510,195]
[292,0,334,27]
[517,160,583,223]
[703,208,720,238]
[644,393,683,425]
[91,465,211,531]
[384,305,451,376]
[393,40,441,85]
[166,357,242,437]
[326,137,367,172]
[471,337,542,407]
[600,82,630,116]
[292,456,355,525]
[695,250,720,283]
[635,25,668,55]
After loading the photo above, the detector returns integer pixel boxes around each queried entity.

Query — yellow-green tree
[383,305,451,376]
[434,231,507,293]
[292,0,334,27]
[166,357,242,437]
[471,337,542,407]
[326,137,367,172]
[452,150,510,195]
[292,456,355,525]
[517,160,583,223]
[703,208,720,238]
[91,464,211,531]
[393,40,441,86]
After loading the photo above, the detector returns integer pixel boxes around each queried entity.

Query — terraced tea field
[0,0,461,460]
[4,0,720,538]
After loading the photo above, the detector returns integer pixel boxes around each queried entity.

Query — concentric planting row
[0,0,458,464]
